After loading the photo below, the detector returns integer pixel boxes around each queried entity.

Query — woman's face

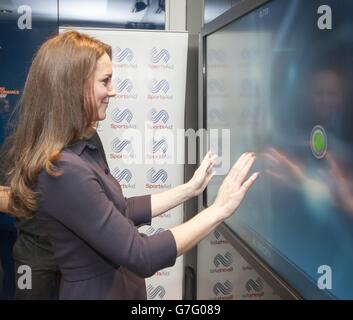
[93,52,116,121]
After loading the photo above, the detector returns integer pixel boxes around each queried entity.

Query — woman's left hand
[188,150,218,197]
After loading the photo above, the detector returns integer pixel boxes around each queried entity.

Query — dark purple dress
[37,139,177,300]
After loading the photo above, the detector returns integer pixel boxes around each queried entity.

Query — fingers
[206,154,218,174]
[201,150,218,175]
[236,153,256,185]
[198,152,209,170]
[240,172,260,194]
[206,170,217,183]
[229,152,255,180]
[229,152,250,176]
[200,150,211,165]
[208,153,218,166]
[199,150,212,168]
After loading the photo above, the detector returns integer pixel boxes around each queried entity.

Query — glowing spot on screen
[303,177,331,220]
[313,131,325,152]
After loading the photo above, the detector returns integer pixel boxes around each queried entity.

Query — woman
[6,31,258,299]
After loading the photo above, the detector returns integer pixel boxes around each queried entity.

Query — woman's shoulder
[58,149,87,170]
[38,145,93,183]
[58,139,93,167]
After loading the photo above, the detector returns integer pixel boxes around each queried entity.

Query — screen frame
[199,0,335,300]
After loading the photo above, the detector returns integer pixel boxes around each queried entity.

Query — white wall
[165,0,187,31]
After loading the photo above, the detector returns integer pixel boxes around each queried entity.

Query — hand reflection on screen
[264,148,353,216]
[264,148,305,191]
[263,148,332,208]
[325,153,353,215]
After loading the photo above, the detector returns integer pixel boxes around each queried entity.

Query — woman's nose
[109,87,117,97]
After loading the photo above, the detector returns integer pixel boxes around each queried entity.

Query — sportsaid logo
[146,168,167,182]
[210,230,228,246]
[144,226,165,236]
[110,108,136,129]
[149,47,174,70]
[210,252,234,273]
[147,284,166,300]
[151,47,170,63]
[116,78,133,93]
[211,280,233,300]
[151,108,168,123]
[115,47,134,62]
[150,79,169,94]
[147,79,173,100]
[113,46,137,68]
[152,138,168,154]
[242,277,264,299]
[110,137,135,160]
[111,168,136,189]
[147,108,173,129]
[146,168,171,189]
[115,78,137,99]
[146,138,171,161]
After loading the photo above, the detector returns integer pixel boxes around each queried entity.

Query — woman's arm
[151,182,196,218]
[151,151,217,218]
[170,152,258,256]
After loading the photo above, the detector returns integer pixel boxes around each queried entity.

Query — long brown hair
[6,30,112,218]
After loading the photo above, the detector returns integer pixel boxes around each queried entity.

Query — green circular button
[310,126,327,159]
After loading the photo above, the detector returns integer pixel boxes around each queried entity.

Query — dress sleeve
[37,157,177,278]
[125,195,152,227]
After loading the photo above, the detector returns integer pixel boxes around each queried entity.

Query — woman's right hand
[212,152,259,220]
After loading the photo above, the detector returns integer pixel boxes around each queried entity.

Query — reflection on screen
[206,0,353,299]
